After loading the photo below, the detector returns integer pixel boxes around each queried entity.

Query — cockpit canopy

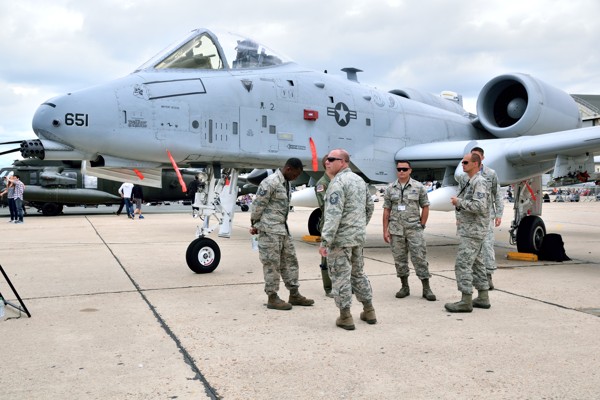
[137,29,293,71]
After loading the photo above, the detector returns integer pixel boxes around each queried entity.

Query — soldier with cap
[319,149,376,330]
[446,152,490,312]
[383,160,436,301]
[470,146,504,290]
[250,158,314,311]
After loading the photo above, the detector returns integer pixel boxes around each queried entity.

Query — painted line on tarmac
[85,216,221,400]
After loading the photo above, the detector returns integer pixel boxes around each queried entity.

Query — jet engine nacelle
[476,73,582,138]
[390,89,467,116]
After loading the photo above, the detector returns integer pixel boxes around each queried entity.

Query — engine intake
[476,73,581,138]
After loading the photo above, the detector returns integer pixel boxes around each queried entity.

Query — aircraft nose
[32,100,61,140]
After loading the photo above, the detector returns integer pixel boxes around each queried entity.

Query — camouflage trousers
[482,219,496,274]
[327,246,373,310]
[454,236,489,294]
[258,231,299,295]
[390,230,431,279]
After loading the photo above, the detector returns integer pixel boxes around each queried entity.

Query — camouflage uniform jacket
[383,178,429,235]
[314,173,330,231]
[250,169,290,235]
[480,164,504,219]
[455,172,489,239]
[320,168,374,248]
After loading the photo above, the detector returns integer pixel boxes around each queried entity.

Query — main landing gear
[509,175,546,254]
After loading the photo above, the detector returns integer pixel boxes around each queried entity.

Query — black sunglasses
[326,157,343,162]
[396,167,410,172]
[462,161,470,165]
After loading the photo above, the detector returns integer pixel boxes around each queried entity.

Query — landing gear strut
[185,166,238,273]
[509,176,546,253]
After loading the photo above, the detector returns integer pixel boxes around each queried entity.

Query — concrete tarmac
[0,200,599,399]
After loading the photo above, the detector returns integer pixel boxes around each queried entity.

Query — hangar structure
[571,95,600,173]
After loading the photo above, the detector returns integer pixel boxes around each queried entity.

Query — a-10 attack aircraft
[15,28,600,273]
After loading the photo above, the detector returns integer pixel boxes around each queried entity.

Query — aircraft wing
[396,126,600,185]
[503,126,600,163]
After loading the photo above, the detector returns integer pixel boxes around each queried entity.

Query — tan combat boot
[267,293,292,310]
[396,276,410,298]
[473,290,491,309]
[421,278,436,301]
[360,301,377,324]
[444,293,473,313]
[288,288,315,306]
[336,308,355,330]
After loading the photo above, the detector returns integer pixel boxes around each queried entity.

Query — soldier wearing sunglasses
[383,160,436,301]
[319,149,376,330]
[447,152,490,312]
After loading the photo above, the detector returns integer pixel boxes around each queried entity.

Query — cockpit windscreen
[155,33,222,70]
[139,29,293,71]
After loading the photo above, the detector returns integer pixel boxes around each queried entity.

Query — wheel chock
[302,235,321,243]
[507,252,538,261]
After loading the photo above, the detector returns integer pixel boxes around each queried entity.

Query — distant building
[571,94,600,127]
[571,95,600,173]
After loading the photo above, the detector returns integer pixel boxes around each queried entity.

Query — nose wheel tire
[186,237,221,273]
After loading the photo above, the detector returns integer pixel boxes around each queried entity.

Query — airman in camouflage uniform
[383,160,436,301]
[319,149,376,330]
[250,158,314,311]
[471,147,504,290]
[315,156,333,297]
[446,153,490,313]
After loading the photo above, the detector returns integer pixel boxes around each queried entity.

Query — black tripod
[0,264,31,318]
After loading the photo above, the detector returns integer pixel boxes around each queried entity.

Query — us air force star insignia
[316,184,325,192]
[477,192,485,199]
[327,102,357,127]
[258,188,267,196]
[329,192,340,205]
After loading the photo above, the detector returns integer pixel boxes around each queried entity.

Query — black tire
[41,202,63,216]
[308,208,322,236]
[186,237,221,273]
[516,215,546,254]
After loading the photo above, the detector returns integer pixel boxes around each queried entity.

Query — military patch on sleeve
[329,192,340,205]
[476,192,485,199]
[258,188,267,197]
[316,184,325,193]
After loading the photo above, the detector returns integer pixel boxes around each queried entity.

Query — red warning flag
[166,149,187,192]
[309,137,318,172]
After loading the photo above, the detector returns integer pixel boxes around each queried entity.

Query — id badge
[398,205,406,211]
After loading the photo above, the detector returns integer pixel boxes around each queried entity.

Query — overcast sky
[2,0,600,166]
